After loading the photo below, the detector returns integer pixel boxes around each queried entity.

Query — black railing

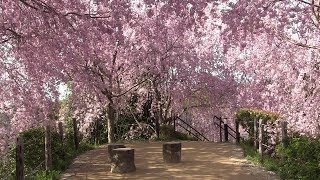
[173,115,240,143]
[174,117,209,141]
[213,116,240,143]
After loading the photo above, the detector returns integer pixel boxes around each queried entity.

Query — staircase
[174,116,209,141]
[173,116,240,143]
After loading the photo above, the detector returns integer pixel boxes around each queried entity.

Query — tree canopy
[1,0,320,151]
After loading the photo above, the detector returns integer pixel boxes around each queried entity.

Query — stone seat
[110,148,136,173]
[163,142,182,163]
[107,144,126,162]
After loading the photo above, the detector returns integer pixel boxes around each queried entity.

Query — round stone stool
[163,142,181,163]
[110,148,136,173]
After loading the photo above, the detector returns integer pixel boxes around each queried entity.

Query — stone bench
[110,148,136,173]
[163,142,181,163]
[107,144,126,162]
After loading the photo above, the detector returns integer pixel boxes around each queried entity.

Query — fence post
[219,119,222,142]
[173,116,176,132]
[45,125,52,170]
[73,118,79,151]
[224,123,228,142]
[254,118,258,149]
[258,119,264,162]
[281,121,288,147]
[236,121,240,143]
[16,136,24,180]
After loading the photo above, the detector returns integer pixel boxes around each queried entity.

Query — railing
[174,117,210,141]
[213,116,240,143]
[173,115,240,143]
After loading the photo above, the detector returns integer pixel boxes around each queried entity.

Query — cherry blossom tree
[221,0,320,135]
[1,0,235,145]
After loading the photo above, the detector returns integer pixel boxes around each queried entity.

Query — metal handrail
[228,126,237,134]
[176,123,202,141]
[176,117,209,141]
[213,116,238,140]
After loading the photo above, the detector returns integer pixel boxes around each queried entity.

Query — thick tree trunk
[107,102,116,143]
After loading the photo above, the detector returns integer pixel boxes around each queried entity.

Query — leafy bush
[276,136,320,180]
[236,108,279,147]
[241,136,320,180]
[0,155,15,179]
[240,141,279,172]
[18,127,67,173]
[33,170,61,180]
[0,127,94,179]
[236,109,278,132]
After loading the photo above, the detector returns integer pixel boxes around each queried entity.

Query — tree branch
[296,0,320,8]
[19,0,38,10]
[113,79,148,98]
[284,35,320,49]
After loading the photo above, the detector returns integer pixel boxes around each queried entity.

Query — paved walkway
[61,141,279,180]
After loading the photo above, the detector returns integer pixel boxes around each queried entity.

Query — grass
[240,141,280,173]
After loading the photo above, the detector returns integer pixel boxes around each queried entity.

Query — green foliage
[0,127,95,179]
[236,108,279,143]
[0,155,15,179]
[18,127,67,173]
[115,113,137,140]
[33,170,61,180]
[87,118,107,145]
[236,108,279,122]
[276,136,320,180]
[241,136,320,180]
[157,125,197,141]
[240,141,279,171]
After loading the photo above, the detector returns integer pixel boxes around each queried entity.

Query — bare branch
[113,79,148,98]
[296,0,320,8]
[19,0,38,10]
[64,12,110,19]
[284,35,320,49]
[1,37,12,44]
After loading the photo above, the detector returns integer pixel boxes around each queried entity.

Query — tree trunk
[73,118,79,150]
[45,125,52,170]
[152,80,163,138]
[281,121,288,147]
[107,102,116,143]
[16,136,24,180]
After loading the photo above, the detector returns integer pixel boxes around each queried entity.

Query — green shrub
[0,155,15,179]
[240,141,279,172]
[276,136,320,180]
[0,127,95,179]
[241,136,320,180]
[34,170,60,180]
[236,109,278,136]
[18,127,66,173]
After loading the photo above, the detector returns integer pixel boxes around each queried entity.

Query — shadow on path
[61,141,278,180]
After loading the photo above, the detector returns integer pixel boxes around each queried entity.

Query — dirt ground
[61,141,279,180]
